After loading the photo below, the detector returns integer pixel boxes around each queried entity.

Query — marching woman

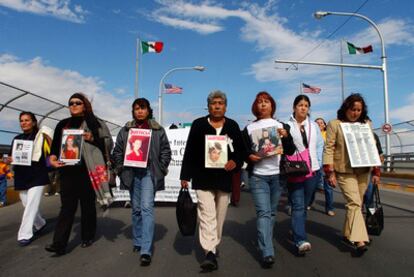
[323,93,380,255]
[243,91,295,267]
[9,111,53,246]
[286,95,324,255]
[45,93,113,255]
[112,98,171,266]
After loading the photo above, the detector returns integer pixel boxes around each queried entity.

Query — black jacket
[180,116,245,192]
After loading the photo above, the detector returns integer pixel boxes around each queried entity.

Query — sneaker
[262,256,275,268]
[298,242,312,255]
[54,192,60,196]
[0,202,5,207]
[18,238,33,247]
[140,254,151,266]
[44,192,50,196]
[200,251,218,271]
[124,201,131,208]
[327,210,335,216]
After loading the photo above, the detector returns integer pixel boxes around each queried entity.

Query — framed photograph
[11,139,33,166]
[59,129,84,164]
[124,128,152,168]
[249,126,281,157]
[340,123,381,167]
[205,135,228,168]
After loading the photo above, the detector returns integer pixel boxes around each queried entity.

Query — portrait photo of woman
[60,135,80,160]
[126,135,148,162]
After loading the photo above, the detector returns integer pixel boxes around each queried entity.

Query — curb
[380,183,414,194]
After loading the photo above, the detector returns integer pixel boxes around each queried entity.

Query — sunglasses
[69,101,84,106]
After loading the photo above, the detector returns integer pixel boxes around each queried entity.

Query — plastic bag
[176,188,197,236]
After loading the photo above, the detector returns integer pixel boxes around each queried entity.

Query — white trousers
[17,186,46,240]
[196,189,230,254]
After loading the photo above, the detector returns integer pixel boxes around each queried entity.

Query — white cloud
[0,54,131,129]
[156,15,223,34]
[0,0,87,23]
[390,93,414,121]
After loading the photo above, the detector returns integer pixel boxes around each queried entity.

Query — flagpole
[135,38,140,99]
[340,39,345,102]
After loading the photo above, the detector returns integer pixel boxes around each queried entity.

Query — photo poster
[340,123,381,168]
[59,129,84,164]
[205,135,228,168]
[249,126,281,158]
[123,128,152,168]
[11,139,33,166]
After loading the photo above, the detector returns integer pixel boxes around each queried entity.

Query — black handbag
[176,188,197,236]
[365,184,384,236]
[280,152,309,177]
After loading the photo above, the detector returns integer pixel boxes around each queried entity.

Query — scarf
[81,120,113,208]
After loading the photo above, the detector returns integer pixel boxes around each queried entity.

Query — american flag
[302,83,321,94]
[164,83,183,94]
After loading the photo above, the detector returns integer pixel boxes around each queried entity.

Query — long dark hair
[69,92,101,140]
[337,93,368,123]
[19,111,39,135]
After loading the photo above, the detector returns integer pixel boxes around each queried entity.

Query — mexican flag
[347,42,373,54]
[141,41,164,54]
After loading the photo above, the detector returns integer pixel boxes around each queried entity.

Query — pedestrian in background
[0,154,13,207]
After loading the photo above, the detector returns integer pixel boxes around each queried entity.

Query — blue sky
[1,0,414,139]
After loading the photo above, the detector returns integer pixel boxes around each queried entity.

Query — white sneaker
[298,242,312,254]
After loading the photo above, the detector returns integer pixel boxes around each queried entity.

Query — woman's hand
[83,131,94,142]
[327,172,337,188]
[181,180,189,189]
[49,155,65,168]
[249,154,261,163]
[277,128,288,138]
[224,160,236,171]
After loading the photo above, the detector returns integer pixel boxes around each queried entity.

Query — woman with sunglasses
[8,111,53,246]
[45,93,113,255]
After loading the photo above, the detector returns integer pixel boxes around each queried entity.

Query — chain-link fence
[0,81,122,145]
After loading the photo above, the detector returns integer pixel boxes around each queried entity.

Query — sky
[1,0,414,145]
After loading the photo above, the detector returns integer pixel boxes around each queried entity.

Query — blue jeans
[249,174,282,258]
[287,173,319,247]
[130,170,155,256]
[363,181,374,209]
[0,178,7,204]
[321,171,334,212]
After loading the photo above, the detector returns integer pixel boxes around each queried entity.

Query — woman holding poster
[323,93,380,256]
[45,93,113,256]
[112,98,171,266]
[242,91,295,267]
[9,111,52,246]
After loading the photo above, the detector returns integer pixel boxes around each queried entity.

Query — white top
[247,118,283,176]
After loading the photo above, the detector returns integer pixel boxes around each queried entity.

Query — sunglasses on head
[69,101,83,106]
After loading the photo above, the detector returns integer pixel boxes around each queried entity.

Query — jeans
[0,178,7,204]
[130,170,155,256]
[249,174,282,258]
[321,171,334,212]
[363,181,374,209]
[288,173,319,247]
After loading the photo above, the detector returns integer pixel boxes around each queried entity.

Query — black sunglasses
[69,101,83,106]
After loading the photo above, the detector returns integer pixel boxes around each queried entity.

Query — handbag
[365,184,384,236]
[176,188,197,236]
[281,120,312,183]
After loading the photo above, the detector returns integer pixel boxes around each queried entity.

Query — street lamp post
[314,11,391,162]
[158,66,205,126]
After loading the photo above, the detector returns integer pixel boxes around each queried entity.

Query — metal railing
[382,153,414,173]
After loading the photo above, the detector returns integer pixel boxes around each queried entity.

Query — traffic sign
[382,123,392,134]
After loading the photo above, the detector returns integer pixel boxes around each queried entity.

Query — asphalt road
[0,189,413,277]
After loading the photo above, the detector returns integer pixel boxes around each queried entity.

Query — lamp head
[314,11,329,19]
[193,66,205,71]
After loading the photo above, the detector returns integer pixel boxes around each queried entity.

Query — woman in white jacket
[286,95,324,255]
